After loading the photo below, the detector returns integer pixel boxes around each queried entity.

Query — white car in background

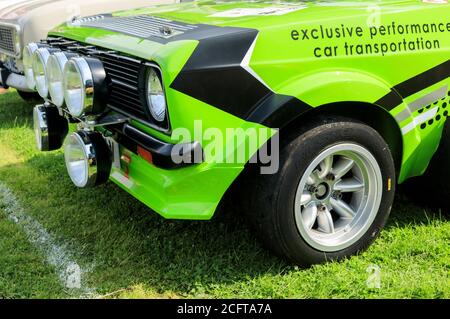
[0,0,177,101]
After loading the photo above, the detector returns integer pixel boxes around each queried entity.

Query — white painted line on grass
[0,181,95,297]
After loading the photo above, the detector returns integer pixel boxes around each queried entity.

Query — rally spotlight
[63,57,109,118]
[47,51,78,107]
[64,130,112,188]
[33,105,69,151]
[32,47,60,98]
[23,43,46,90]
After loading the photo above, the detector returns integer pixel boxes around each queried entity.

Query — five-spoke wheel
[294,143,382,252]
[244,118,396,266]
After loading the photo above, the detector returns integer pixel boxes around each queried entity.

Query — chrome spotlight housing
[63,57,108,118]
[64,130,112,188]
[47,52,78,107]
[32,47,59,98]
[23,43,42,90]
[33,105,69,151]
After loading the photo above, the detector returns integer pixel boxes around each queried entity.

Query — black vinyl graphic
[170,27,275,119]
[170,26,316,127]
[375,90,404,111]
[376,59,450,110]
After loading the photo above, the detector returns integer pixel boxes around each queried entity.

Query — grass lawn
[0,90,448,299]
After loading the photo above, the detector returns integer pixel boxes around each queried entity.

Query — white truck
[0,0,177,101]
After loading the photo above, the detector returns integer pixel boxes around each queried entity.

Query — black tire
[403,120,450,214]
[244,117,396,266]
[17,90,41,103]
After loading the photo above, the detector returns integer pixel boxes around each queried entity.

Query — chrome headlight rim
[23,43,41,90]
[64,131,90,187]
[47,52,77,107]
[64,130,111,188]
[145,66,167,123]
[63,57,107,118]
[32,47,58,98]
[63,57,93,117]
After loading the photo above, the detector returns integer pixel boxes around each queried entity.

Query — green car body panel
[48,0,449,219]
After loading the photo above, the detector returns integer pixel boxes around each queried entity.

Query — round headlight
[64,131,111,188]
[63,57,108,118]
[23,43,40,90]
[146,67,166,122]
[32,47,58,98]
[47,52,77,107]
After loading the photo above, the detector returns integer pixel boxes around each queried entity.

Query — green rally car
[25,0,449,265]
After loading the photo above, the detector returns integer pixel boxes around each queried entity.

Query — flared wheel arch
[264,101,403,180]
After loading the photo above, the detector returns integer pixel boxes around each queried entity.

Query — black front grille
[44,37,169,132]
[101,53,145,118]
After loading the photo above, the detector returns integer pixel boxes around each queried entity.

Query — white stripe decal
[395,85,448,123]
[0,181,95,296]
[240,34,273,91]
[401,107,438,135]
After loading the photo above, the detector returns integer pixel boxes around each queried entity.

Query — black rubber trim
[375,59,450,110]
[122,123,203,169]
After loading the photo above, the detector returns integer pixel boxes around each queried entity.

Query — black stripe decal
[376,59,450,110]
[395,60,450,97]
[375,90,404,110]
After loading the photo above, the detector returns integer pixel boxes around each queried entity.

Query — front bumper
[0,67,33,92]
[34,103,241,220]
[28,31,274,220]
[108,133,242,220]
[120,123,203,169]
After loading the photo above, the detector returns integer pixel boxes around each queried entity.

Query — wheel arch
[247,70,405,175]
[279,102,403,177]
